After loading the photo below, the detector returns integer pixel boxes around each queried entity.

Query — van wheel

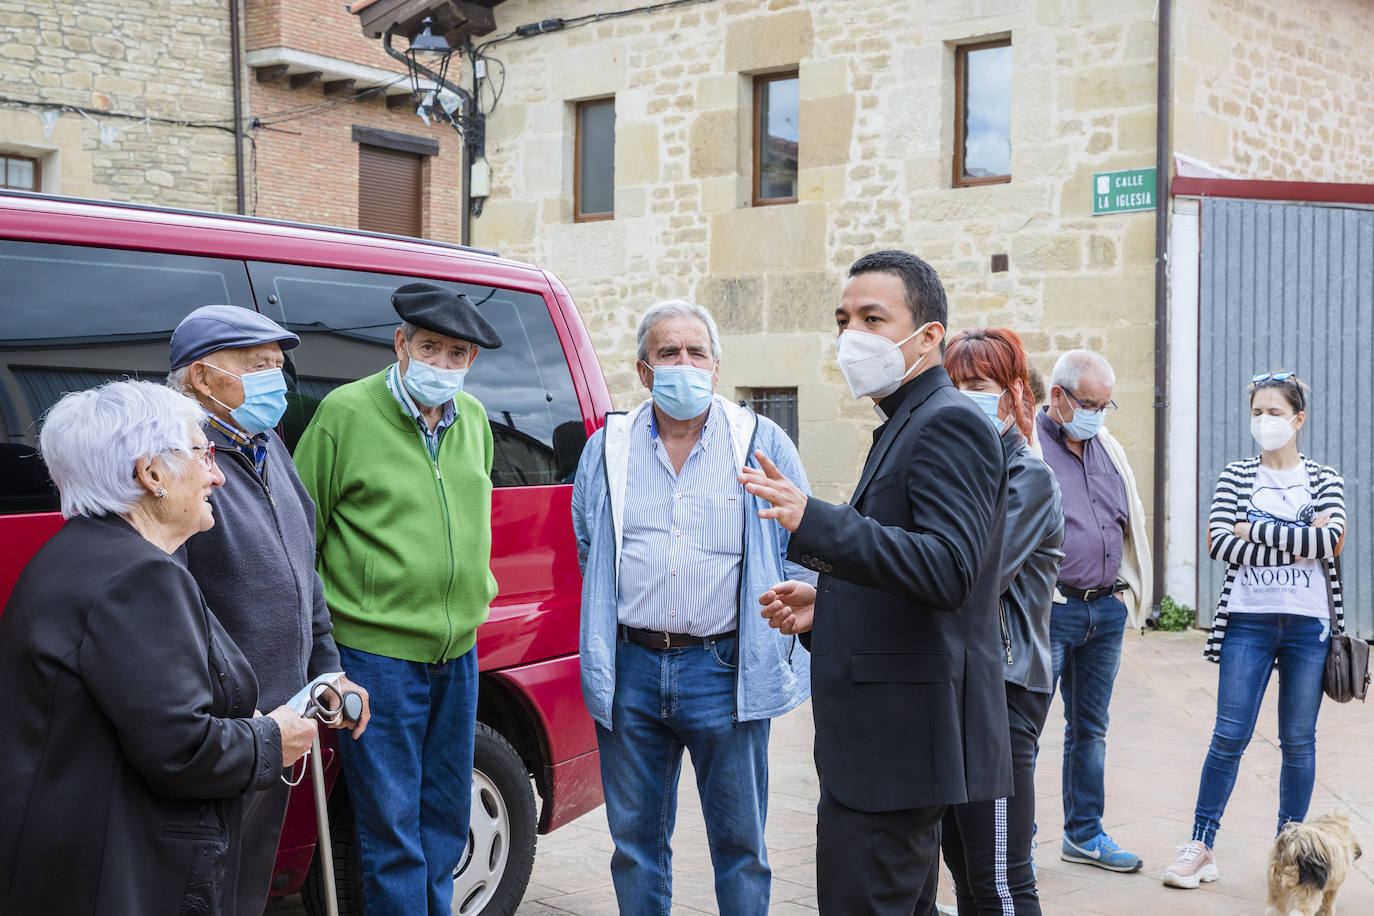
[301,724,537,916]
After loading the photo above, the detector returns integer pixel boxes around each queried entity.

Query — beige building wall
[472,0,1163,503]
[1172,0,1374,181]
[0,0,240,210]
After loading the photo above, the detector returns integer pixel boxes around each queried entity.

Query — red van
[0,191,608,914]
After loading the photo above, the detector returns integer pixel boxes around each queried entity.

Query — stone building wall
[471,0,1163,503]
[1173,0,1374,181]
[0,0,239,210]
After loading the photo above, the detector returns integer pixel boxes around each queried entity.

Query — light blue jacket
[572,396,813,728]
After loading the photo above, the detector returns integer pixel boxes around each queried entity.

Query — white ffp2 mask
[835,324,933,399]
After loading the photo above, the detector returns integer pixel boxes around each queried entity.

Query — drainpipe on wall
[229,0,246,215]
[1150,0,1172,623]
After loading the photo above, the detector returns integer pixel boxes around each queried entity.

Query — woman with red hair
[940,328,1065,914]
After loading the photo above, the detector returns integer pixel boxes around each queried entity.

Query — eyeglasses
[1061,385,1117,414]
[187,443,216,467]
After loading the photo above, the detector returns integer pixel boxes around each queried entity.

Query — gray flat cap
[169,305,300,369]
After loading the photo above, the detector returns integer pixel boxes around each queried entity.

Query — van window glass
[0,240,253,514]
[248,262,588,487]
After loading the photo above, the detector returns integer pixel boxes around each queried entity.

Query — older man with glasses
[1036,349,1152,874]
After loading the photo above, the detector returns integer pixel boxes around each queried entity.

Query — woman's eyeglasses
[1251,371,1298,385]
[187,443,216,467]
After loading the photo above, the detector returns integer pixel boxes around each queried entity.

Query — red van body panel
[0,193,613,898]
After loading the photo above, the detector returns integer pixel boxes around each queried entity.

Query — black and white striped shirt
[1203,455,1345,661]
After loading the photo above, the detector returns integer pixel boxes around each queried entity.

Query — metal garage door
[1197,198,1374,636]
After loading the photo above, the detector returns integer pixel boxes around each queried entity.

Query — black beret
[392,282,503,349]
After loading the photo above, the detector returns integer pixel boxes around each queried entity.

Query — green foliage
[1155,594,1195,632]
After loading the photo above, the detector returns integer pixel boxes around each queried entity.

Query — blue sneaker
[1061,832,1143,872]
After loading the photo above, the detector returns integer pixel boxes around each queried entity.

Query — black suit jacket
[0,514,281,915]
[790,367,1013,812]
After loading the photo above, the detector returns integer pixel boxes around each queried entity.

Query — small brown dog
[1266,813,1362,916]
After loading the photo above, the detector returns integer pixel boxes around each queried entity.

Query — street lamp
[403,17,454,98]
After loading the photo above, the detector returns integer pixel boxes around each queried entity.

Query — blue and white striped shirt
[616,401,745,636]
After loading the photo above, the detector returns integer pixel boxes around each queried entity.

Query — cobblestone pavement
[269,629,1374,914]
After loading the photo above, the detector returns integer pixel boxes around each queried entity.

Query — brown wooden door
[358,144,422,237]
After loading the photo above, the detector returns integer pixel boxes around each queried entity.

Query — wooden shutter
[358,144,422,237]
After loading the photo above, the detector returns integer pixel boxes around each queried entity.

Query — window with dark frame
[1,155,40,191]
[357,144,423,237]
[745,387,799,446]
[752,72,799,206]
[575,97,615,221]
[954,39,1012,187]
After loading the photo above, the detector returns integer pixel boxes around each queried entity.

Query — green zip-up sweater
[293,370,497,663]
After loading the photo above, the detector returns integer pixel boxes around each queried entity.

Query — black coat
[790,368,1013,812]
[0,514,282,916]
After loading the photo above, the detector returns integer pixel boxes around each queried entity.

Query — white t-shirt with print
[1229,463,1329,619]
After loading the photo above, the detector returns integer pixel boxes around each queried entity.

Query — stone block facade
[471,0,1165,502]
[0,0,239,210]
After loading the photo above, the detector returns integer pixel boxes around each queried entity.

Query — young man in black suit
[740,250,1013,915]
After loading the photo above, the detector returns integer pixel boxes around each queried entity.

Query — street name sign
[1092,167,1156,215]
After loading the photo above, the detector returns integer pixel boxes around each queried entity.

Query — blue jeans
[1049,594,1127,844]
[336,645,478,916]
[596,635,771,916]
[1192,613,1327,848]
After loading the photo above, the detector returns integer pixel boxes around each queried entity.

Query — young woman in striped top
[1163,372,1345,890]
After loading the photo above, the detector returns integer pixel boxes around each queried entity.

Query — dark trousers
[234,778,290,915]
[942,683,1053,915]
[816,787,943,915]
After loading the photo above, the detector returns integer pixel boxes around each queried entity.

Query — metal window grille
[745,388,798,446]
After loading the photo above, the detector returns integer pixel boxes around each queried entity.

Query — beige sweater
[1097,426,1154,630]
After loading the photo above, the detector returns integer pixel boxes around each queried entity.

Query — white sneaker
[1162,840,1218,889]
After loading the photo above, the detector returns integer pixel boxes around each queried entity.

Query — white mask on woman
[1251,414,1297,452]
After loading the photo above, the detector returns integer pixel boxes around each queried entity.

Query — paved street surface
[270,630,1374,914]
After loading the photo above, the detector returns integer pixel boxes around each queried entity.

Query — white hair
[400,320,420,340]
[39,380,206,519]
[1051,349,1116,392]
[636,299,721,363]
[166,364,193,394]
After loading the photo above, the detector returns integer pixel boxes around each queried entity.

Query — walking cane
[303,685,364,916]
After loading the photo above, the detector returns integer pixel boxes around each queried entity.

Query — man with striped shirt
[1037,349,1152,874]
[571,300,812,915]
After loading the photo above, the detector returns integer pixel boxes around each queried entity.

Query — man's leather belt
[1058,581,1128,602]
[619,625,736,650]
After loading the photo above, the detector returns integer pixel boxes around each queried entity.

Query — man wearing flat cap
[294,282,503,916]
[167,304,370,915]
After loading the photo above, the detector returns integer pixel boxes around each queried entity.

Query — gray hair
[400,320,420,340]
[635,299,721,363]
[39,380,205,519]
[1051,349,1116,392]
[166,364,193,394]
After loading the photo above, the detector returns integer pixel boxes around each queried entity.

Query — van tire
[301,724,537,916]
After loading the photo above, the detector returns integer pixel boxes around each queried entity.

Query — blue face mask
[962,389,1005,428]
[403,348,469,407]
[205,363,288,435]
[1058,401,1105,441]
[647,363,714,420]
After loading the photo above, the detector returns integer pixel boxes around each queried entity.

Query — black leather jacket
[999,429,1065,693]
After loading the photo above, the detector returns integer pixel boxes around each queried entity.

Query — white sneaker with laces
[1162,840,1218,889]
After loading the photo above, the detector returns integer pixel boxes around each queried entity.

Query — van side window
[247,263,588,488]
[0,241,254,514]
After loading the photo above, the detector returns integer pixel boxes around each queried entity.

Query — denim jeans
[1191,613,1327,848]
[596,635,771,916]
[1049,594,1127,844]
[336,645,478,916]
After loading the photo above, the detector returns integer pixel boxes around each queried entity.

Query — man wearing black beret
[295,282,503,916]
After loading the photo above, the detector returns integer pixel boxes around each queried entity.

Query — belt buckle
[656,630,672,650]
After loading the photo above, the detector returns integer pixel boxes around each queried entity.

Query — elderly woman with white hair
[0,380,317,916]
